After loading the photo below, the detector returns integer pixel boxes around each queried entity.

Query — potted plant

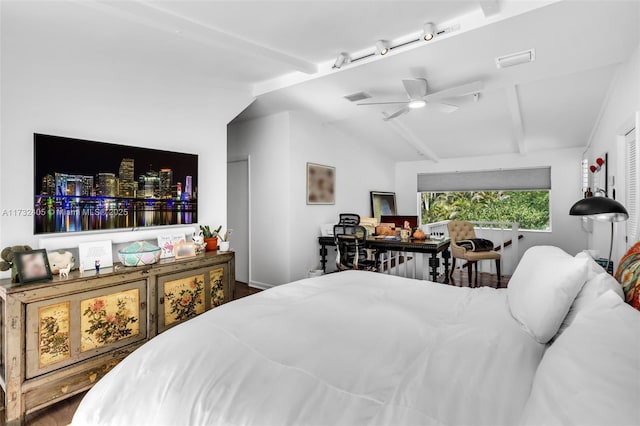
[200,225,221,251]
[218,229,233,252]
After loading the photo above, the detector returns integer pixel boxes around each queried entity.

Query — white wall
[288,112,395,281]
[394,148,587,261]
[0,7,253,277]
[227,112,291,287]
[585,42,640,263]
[228,111,395,287]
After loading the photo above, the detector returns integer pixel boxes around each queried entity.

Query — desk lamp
[569,196,629,271]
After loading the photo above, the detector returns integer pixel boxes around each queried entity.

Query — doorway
[227,159,250,284]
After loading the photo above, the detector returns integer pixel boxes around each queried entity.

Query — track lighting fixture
[333,52,350,69]
[423,22,435,41]
[375,40,390,55]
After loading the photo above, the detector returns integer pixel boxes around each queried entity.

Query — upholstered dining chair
[447,220,501,287]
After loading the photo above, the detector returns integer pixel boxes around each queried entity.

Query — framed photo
[370,191,397,222]
[34,133,198,235]
[174,241,197,260]
[15,249,53,283]
[78,240,113,271]
[307,163,335,205]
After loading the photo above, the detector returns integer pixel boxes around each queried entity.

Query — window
[417,167,551,231]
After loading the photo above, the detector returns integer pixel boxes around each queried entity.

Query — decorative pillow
[518,290,640,426]
[614,242,640,310]
[555,251,624,337]
[456,238,494,252]
[507,246,588,343]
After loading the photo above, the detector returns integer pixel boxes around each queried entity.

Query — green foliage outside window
[420,191,550,230]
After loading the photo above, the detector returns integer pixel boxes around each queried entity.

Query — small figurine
[95,259,101,273]
[59,263,71,279]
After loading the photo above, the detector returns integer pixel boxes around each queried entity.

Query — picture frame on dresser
[14,249,53,284]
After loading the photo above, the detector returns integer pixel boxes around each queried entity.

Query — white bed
[73,246,640,426]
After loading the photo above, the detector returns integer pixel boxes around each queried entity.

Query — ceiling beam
[383,115,440,162]
[505,84,527,154]
[76,0,318,75]
[478,1,500,17]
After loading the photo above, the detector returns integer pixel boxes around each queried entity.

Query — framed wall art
[370,191,397,222]
[34,133,198,234]
[307,163,335,205]
[14,249,53,283]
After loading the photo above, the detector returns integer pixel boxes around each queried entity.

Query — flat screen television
[34,134,198,234]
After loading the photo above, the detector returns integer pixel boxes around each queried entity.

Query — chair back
[447,221,477,259]
[447,220,477,244]
[338,213,360,226]
[333,224,368,270]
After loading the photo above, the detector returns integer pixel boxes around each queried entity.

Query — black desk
[318,236,451,283]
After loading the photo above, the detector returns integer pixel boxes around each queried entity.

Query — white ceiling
[3,1,639,161]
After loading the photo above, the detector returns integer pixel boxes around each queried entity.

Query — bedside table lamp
[569,196,629,271]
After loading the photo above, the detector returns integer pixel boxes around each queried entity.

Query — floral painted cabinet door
[25,280,148,379]
[157,264,229,333]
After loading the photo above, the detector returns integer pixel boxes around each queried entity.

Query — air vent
[495,48,535,69]
[344,92,372,102]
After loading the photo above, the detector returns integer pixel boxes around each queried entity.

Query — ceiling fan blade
[357,101,409,106]
[425,81,484,102]
[402,79,428,99]
[382,106,410,121]
[427,102,459,113]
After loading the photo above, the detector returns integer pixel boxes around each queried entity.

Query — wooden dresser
[0,251,235,425]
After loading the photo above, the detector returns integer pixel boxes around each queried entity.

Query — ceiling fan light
[408,99,426,109]
[423,22,435,41]
[375,40,390,56]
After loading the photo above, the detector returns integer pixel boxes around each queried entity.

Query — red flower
[91,300,105,313]
[180,294,192,306]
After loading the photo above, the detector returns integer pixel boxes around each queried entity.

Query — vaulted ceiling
[4,1,639,161]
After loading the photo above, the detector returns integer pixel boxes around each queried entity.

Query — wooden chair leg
[475,261,479,286]
[467,262,473,286]
[450,258,456,277]
[496,259,501,287]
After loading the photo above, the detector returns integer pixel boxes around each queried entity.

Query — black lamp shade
[569,196,629,222]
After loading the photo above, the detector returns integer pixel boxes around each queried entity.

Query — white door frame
[228,156,251,285]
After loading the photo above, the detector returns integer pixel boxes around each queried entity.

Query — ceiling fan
[357,78,484,121]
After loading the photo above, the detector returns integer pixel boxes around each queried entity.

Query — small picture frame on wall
[307,163,335,205]
[370,191,397,222]
[14,249,53,284]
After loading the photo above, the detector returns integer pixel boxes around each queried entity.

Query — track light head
[375,40,390,56]
[423,22,436,41]
[333,52,350,69]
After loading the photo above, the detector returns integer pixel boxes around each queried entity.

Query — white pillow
[518,290,640,426]
[555,252,624,336]
[507,246,588,343]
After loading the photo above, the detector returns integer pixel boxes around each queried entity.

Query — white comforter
[73,271,544,426]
